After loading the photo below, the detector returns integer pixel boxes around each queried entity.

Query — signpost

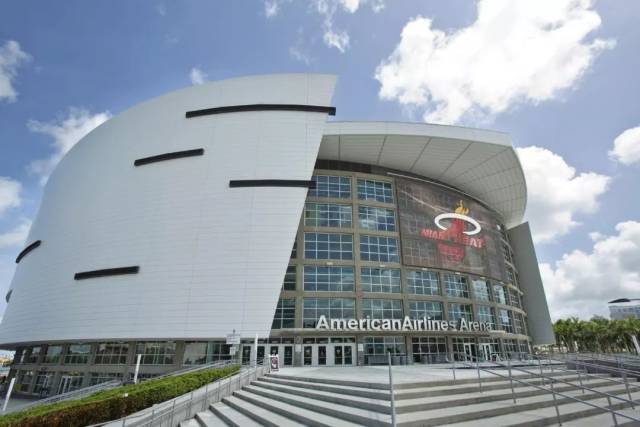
[1,377,15,413]
[133,354,141,384]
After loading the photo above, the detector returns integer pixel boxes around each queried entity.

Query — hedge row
[0,364,240,427]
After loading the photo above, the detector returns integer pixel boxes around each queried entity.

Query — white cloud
[189,67,207,85]
[541,221,640,320]
[609,125,640,166]
[0,178,21,217]
[375,0,615,124]
[156,3,167,16]
[289,46,312,65]
[517,146,610,244]
[0,219,31,249]
[266,1,383,52]
[0,40,30,102]
[27,108,111,184]
[264,0,281,18]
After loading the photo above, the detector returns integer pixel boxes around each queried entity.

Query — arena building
[0,74,553,396]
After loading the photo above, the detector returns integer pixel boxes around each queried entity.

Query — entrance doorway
[302,337,356,366]
[479,343,492,361]
[241,338,294,366]
[57,375,83,395]
[463,343,476,362]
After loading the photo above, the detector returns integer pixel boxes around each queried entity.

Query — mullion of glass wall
[358,206,396,231]
[406,270,440,295]
[357,179,394,203]
[303,266,354,292]
[359,235,399,263]
[282,266,296,291]
[412,337,447,363]
[409,301,443,320]
[448,303,474,322]
[360,267,401,293]
[362,299,403,319]
[303,297,355,328]
[443,274,469,299]
[309,175,352,199]
[304,203,352,228]
[95,343,129,365]
[271,298,296,329]
[304,232,353,260]
[476,305,496,329]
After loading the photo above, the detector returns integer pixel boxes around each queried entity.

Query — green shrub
[0,364,240,427]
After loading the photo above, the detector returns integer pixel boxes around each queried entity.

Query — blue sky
[0,0,639,320]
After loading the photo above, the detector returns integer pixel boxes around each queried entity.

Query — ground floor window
[33,372,53,396]
[57,372,84,394]
[502,339,518,358]
[518,341,530,355]
[478,338,501,360]
[183,341,231,365]
[135,341,176,365]
[412,336,447,363]
[363,336,406,364]
[451,337,477,361]
[17,370,34,392]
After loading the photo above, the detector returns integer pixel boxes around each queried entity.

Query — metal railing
[539,355,640,400]
[93,358,271,427]
[3,379,123,414]
[457,353,640,426]
[559,352,640,374]
[139,359,235,382]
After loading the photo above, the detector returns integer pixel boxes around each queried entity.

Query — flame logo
[454,200,469,215]
[434,200,481,236]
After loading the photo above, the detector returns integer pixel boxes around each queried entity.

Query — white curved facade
[0,72,553,367]
[0,74,337,345]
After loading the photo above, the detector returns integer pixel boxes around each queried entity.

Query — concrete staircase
[179,368,640,427]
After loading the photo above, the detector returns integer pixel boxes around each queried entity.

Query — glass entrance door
[331,344,355,366]
[303,346,312,365]
[57,375,83,395]
[317,345,327,365]
[463,343,476,362]
[479,343,492,361]
[283,345,293,366]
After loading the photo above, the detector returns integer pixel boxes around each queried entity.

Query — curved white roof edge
[320,121,527,227]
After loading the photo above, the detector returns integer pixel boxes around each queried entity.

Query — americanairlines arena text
[0,74,553,396]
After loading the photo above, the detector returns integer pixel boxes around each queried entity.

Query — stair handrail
[531,355,639,405]
[540,355,640,388]
[557,353,640,375]
[494,358,639,409]
[89,357,270,427]
[457,353,640,426]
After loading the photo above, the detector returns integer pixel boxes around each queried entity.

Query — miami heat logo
[420,201,485,250]
[434,201,481,236]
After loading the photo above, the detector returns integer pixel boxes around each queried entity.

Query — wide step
[234,386,372,426]
[207,402,261,426]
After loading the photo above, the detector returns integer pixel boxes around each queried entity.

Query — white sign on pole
[226,333,241,345]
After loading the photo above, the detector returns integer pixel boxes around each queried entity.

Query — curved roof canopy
[320,121,527,228]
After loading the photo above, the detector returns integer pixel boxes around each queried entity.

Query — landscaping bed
[0,364,240,427]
